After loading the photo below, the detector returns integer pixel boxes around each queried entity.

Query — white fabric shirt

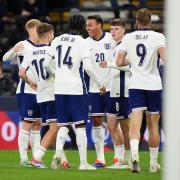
[20,45,55,103]
[117,30,166,90]
[45,33,102,95]
[3,40,37,94]
[109,44,130,97]
[86,32,116,92]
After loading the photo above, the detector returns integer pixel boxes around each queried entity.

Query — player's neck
[116,35,124,44]
[28,36,38,44]
[38,39,49,45]
[93,31,104,40]
[138,25,150,30]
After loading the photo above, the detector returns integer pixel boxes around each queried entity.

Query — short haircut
[136,8,151,26]
[87,14,104,27]
[69,14,85,32]
[36,23,54,38]
[110,18,126,28]
[25,19,41,31]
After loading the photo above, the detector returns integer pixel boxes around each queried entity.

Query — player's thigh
[69,95,88,124]
[129,89,147,113]
[118,97,129,120]
[46,101,57,123]
[106,96,119,116]
[89,92,105,116]
[55,95,71,126]
[17,93,41,121]
[146,90,162,113]
[39,101,57,126]
[38,102,48,126]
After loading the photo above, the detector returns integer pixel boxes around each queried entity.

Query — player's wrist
[97,83,104,89]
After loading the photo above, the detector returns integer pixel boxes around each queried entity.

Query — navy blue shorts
[38,101,57,126]
[88,92,110,116]
[107,97,129,119]
[16,93,41,121]
[55,94,88,126]
[129,89,162,114]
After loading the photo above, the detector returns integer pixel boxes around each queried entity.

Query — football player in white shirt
[44,14,105,170]
[86,14,116,167]
[19,23,69,168]
[2,19,42,167]
[116,9,166,173]
[100,18,131,169]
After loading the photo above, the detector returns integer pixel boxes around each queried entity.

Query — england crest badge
[28,110,33,116]
[104,43,111,49]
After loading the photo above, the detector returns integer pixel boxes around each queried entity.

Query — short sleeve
[156,33,166,48]
[116,34,129,53]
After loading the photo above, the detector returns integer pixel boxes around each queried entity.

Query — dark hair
[136,8,151,26]
[36,23,54,38]
[69,14,85,32]
[110,18,126,28]
[87,14,104,27]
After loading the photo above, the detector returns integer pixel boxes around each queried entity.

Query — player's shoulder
[15,40,28,48]
[121,33,131,42]
[75,35,85,42]
[51,35,61,44]
[85,36,91,41]
[104,32,112,38]
[23,39,36,47]
[152,31,165,38]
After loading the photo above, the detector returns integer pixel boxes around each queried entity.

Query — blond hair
[25,19,41,31]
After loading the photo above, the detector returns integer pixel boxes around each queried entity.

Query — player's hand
[29,81,37,91]
[14,42,24,54]
[99,61,107,68]
[99,86,106,95]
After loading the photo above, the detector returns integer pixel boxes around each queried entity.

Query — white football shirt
[20,44,55,103]
[86,32,116,92]
[110,44,130,97]
[46,33,92,95]
[15,40,37,94]
[117,30,166,90]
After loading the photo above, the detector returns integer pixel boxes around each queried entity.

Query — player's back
[50,33,88,95]
[22,44,54,103]
[86,32,116,92]
[121,30,165,90]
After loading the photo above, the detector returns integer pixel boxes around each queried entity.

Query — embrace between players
[3,8,166,173]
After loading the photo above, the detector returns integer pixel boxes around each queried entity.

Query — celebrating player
[86,14,116,167]
[45,14,105,170]
[116,8,166,173]
[3,19,42,167]
[100,18,131,169]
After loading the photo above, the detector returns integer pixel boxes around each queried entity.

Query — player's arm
[158,47,166,63]
[116,52,129,66]
[19,67,37,91]
[100,60,130,71]
[157,33,166,63]
[18,51,37,90]
[115,35,130,67]
[2,42,24,61]
[83,58,105,95]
